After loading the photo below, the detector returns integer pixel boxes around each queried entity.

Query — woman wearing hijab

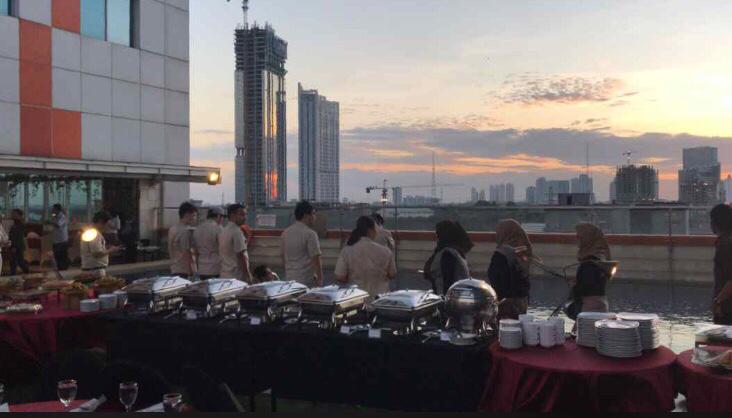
[488,219,532,319]
[335,216,397,297]
[571,223,612,313]
[423,220,474,294]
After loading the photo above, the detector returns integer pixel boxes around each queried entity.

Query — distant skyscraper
[393,187,403,206]
[525,186,537,204]
[234,7,288,207]
[613,165,659,204]
[571,174,595,203]
[535,177,548,204]
[470,187,478,203]
[678,147,722,205]
[298,83,340,203]
[545,180,570,204]
[488,183,515,203]
[724,175,732,204]
[506,183,515,203]
[479,189,486,201]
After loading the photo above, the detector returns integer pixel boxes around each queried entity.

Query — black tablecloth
[102,313,492,411]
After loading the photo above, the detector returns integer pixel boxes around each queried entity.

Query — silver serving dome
[371,290,442,311]
[444,278,498,334]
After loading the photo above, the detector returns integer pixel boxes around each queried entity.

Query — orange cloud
[367,149,416,158]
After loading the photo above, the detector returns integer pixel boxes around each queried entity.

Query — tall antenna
[242,0,249,28]
[431,151,437,201]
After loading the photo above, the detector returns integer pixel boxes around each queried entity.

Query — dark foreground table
[102,312,492,411]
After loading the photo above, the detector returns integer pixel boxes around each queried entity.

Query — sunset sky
[188,0,732,204]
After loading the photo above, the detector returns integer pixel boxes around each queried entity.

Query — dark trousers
[10,248,29,275]
[53,242,70,271]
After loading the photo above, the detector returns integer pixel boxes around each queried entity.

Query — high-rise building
[298,83,339,203]
[488,183,514,203]
[393,187,403,206]
[725,176,732,204]
[613,165,659,204]
[678,146,723,205]
[479,189,486,201]
[571,174,595,203]
[525,186,537,204]
[234,1,288,207]
[470,187,479,203]
[0,0,217,238]
[545,180,570,204]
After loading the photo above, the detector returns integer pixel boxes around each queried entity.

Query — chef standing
[219,204,253,283]
[280,201,323,288]
[193,207,224,280]
[168,202,198,279]
[80,211,122,277]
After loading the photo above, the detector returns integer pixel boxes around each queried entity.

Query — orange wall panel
[21,106,53,157]
[19,20,51,65]
[52,0,81,33]
[19,60,52,107]
[52,109,82,159]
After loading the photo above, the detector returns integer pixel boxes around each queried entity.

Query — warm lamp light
[207,172,221,185]
[81,228,99,243]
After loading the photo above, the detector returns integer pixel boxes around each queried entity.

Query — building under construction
[234,1,288,208]
[611,164,659,204]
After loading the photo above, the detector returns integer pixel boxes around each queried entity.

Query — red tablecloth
[9,400,87,412]
[480,341,677,412]
[0,296,111,363]
[676,349,732,412]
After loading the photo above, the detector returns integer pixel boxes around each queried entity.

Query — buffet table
[102,312,493,411]
[7,400,87,413]
[676,349,732,412]
[480,341,677,412]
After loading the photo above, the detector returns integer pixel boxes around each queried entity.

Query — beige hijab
[496,219,532,257]
[576,223,611,261]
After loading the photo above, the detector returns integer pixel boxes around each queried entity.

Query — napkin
[0,403,9,413]
[70,395,107,412]
[136,403,164,413]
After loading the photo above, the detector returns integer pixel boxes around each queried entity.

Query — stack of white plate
[99,294,118,310]
[499,327,523,350]
[576,312,616,348]
[595,319,642,358]
[617,313,660,350]
[80,299,100,313]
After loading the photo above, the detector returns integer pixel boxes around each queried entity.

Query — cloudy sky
[188,0,732,204]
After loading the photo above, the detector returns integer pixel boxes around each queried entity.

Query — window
[81,0,133,46]
[0,0,11,16]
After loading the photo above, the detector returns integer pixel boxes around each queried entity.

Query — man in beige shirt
[194,207,224,280]
[281,201,323,288]
[168,202,198,279]
[335,216,397,297]
[219,204,252,283]
[81,211,122,277]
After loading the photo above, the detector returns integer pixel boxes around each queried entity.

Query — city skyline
[189,0,732,205]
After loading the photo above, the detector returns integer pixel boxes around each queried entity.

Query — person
[168,202,198,279]
[710,203,732,325]
[219,204,252,283]
[570,223,612,314]
[104,210,122,246]
[9,209,30,275]
[423,220,474,294]
[81,211,122,277]
[46,204,70,270]
[335,216,397,297]
[280,201,323,288]
[252,265,279,282]
[488,219,532,320]
[371,213,395,253]
[240,216,254,250]
[193,207,224,280]
[0,214,10,275]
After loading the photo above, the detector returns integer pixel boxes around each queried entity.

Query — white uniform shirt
[334,237,396,297]
[168,223,194,275]
[81,231,108,270]
[281,221,321,286]
[193,219,222,276]
[219,222,248,280]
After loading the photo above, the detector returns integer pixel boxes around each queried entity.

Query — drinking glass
[119,382,139,412]
[57,380,78,411]
[163,393,183,412]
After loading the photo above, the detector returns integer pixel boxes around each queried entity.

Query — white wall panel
[112,80,141,119]
[81,74,112,115]
[139,0,165,55]
[0,16,19,60]
[17,0,51,26]
[0,56,19,103]
[52,29,81,71]
[165,6,189,61]
[141,121,166,164]
[165,125,189,165]
[165,0,189,11]
[112,117,142,162]
[82,113,112,161]
[0,102,20,154]
[141,86,164,123]
[112,44,141,83]
[140,51,165,87]
[164,57,188,93]
[81,37,112,77]
[164,90,189,126]
[52,68,82,111]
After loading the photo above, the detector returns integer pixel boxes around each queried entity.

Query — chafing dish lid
[371,290,443,309]
[178,278,247,296]
[238,280,308,298]
[298,285,368,304]
[123,276,191,294]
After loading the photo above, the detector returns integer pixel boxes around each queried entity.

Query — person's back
[194,219,222,279]
[281,221,320,285]
[374,227,395,252]
[335,237,395,296]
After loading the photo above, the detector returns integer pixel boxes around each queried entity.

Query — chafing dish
[370,290,444,333]
[179,279,247,317]
[237,280,308,321]
[297,285,370,329]
[123,276,191,313]
[444,278,498,336]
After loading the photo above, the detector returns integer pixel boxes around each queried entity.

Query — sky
[188,0,732,205]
